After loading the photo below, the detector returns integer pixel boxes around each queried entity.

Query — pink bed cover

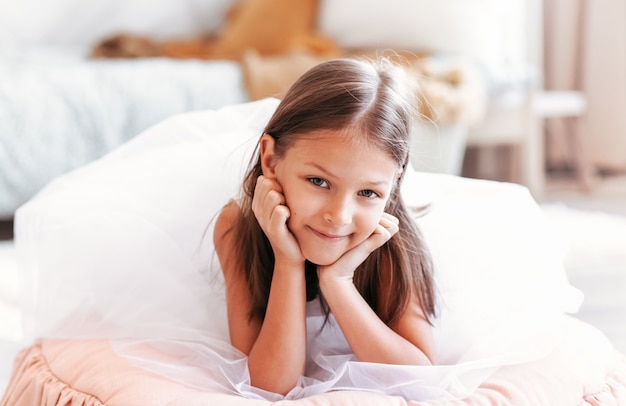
[2,317,626,406]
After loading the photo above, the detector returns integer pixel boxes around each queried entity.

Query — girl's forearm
[247,262,307,395]
[319,276,432,366]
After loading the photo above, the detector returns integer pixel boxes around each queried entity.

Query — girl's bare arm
[214,201,308,395]
[318,276,435,365]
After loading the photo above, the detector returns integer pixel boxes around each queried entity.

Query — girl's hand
[252,175,305,266]
[318,213,399,282]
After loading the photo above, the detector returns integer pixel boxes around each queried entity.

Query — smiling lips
[309,226,348,242]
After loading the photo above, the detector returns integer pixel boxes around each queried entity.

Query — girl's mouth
[308,227,347,242]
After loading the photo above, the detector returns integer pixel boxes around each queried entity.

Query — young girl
[213,58,438,395]
[7,56,577,405]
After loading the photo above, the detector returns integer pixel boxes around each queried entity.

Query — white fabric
[403,172,583,366]
[14,98,583,401]
[318,0,527,83]
[0,0,237,48]
[0,241,21,398]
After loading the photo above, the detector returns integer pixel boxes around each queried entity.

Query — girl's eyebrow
[305,162,391,187]
[306,162,335,178]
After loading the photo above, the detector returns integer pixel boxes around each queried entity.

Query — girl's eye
[308,177,328,188]
[359,189,380,199]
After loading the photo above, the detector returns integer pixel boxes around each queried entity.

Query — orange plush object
[92,0,339,60]
[206,0,338,59]
[91,33,163,58]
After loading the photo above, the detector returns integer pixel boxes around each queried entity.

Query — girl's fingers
[253,177,304,264]
[380,212,399,228]
[368,224,393,249]
[253,176,285,223]
[357,213,399,258]
[318,213,401,280]
[270,204,290,231]
[349,220,398,264]
[376,213,399,237]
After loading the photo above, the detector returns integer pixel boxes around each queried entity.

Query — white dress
[14,98,583,401]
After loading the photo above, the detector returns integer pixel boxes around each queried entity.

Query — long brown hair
[224,58,436,327]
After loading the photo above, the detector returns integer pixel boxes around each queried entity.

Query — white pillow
[402,171,583,363]
[318,0,526,78]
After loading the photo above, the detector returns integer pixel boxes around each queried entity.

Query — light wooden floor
[541,172,626,354]
[542,172,626,216]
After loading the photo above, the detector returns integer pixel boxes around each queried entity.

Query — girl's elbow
[249,371,299,396]
[248,357,304,396]
[426,351,438,366]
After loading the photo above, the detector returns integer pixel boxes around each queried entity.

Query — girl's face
[271,130,400,266]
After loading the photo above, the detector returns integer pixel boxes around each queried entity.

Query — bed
[0,48,248,218]
[1,98,626,405]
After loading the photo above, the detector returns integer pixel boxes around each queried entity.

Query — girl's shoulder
[214,200,240,234]
[213,199,242,277]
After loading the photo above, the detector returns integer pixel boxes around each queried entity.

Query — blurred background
[0,0,624,220]
[0,0,624,378]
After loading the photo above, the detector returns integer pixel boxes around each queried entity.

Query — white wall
[0,0,236,48]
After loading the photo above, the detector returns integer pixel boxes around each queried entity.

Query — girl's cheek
[358,217,380,239]
[365,209,385,233]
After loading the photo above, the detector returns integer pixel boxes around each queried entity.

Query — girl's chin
[308,259,338,267]
[304,251,343,267]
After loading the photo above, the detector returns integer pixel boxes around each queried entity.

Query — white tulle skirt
[14,98,583,401]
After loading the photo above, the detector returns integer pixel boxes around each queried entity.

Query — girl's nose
[324,197,353,226]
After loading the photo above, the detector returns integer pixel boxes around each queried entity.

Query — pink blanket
[2,317,625,406]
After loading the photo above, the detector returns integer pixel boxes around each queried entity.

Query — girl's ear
[259,133,278,178]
